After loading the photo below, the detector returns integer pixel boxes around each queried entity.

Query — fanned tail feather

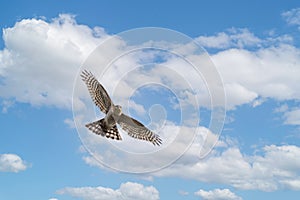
[85,119,122,140]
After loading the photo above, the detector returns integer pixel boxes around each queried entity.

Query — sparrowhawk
[81,70,162,146]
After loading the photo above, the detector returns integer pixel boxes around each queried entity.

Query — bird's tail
[85,118,122,140]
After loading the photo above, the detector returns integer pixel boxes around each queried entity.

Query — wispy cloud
[196,28,261,49]
[1,99,14,113]
[283,108,300,125]
[274,104,300,126]
[178,190,189,196]
[282,8,300,27]
[64,118,76,129]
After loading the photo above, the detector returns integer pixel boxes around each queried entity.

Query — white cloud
[252,98,265,108]
[1,14,299,113]
[224,83,258,109]
[64,118,75,129]
[196,28,261,49]
[80,118,300,192]
[57,182,159,200]
[0,14,221,128]
[274,104,289,113]
[48,198,58,200]
[1,99,14,113]
[195,25,300,110]
[196,27,294,50]
[274,104,300,126]
[194,188,242,200]
[127,100,147,116]
[0,14,107,109]
[80,122,222,173]
[213,44,300,109]
[283,109,300,125]
[282,8,300,26]
[153,144,300,191]
[0,153,28,172]
[197,32,232,49]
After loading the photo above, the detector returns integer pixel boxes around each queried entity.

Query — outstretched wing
[117,114,162,146]
[81,70,112,114]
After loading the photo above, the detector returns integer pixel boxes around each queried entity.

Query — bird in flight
[81,70,162,146]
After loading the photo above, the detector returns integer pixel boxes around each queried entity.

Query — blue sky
[1,1,300,200]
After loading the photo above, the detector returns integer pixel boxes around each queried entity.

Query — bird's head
[114,105,122,115]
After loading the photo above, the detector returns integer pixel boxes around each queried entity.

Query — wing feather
[81,70,112,114]
[117,114,162,146]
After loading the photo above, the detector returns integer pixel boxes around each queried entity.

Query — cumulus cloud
[0,153,28,172]
[57,182,159,200]
[0,14,106,109]
[212,44,300,109]
[1,14,300,113]
[153,144,300,191]
[0,14,223,135]
[79,122,224,173]
[194,188,242,200]
[195,25,300,110]
[81,120,300,192]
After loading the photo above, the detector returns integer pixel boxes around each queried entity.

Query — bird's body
[103,105,120,128]
[81,70,162,146]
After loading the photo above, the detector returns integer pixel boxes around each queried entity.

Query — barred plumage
[86,119,122,140]
[118,114,162,146]
[81,70,162,146]
[81,70,112,114]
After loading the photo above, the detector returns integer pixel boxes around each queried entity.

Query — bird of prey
[81,70,162,146]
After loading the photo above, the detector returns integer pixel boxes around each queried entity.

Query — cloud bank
[1,13,300,112]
